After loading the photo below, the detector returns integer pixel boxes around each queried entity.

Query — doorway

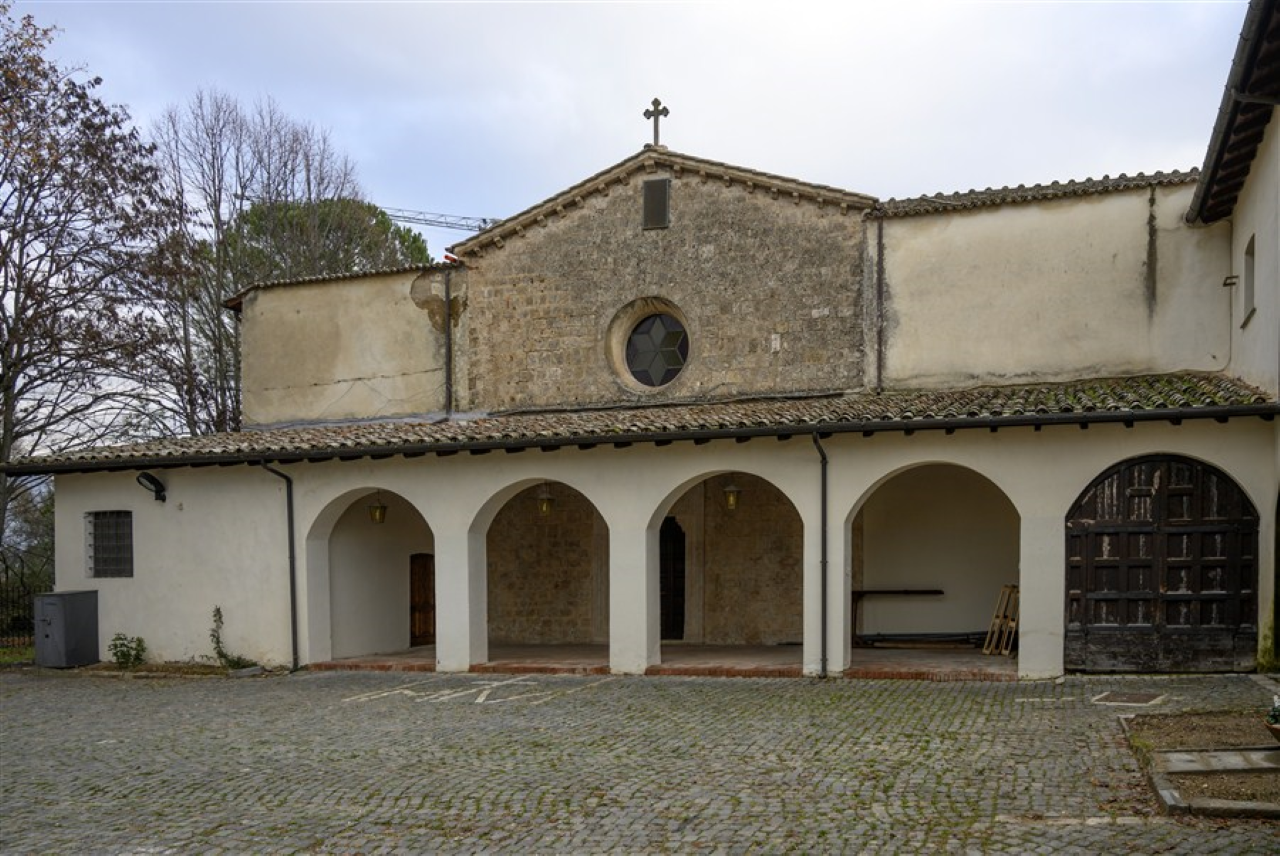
[410,553,435,646]
[660,517,686,640]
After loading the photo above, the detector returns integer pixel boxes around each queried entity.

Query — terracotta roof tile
[873,171,1199,218]
[224,263,452,311]
[7,373,1273,474]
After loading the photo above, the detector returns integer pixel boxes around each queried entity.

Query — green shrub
[108,633,146,669]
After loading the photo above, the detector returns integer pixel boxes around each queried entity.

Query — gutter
[443,267,454,416]
[7,403,1276,476]
[256,463,300,672]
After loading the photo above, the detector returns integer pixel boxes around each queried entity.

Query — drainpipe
[812,433,829,678]
[875,218,885,393]
[258,462,300,672]
[443,267,454,416]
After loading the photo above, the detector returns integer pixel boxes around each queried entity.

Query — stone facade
[449,154,871,413]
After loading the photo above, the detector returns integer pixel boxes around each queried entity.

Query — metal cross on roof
[644,98,669,146]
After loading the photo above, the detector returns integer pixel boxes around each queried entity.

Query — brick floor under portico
[308,643,1018,680]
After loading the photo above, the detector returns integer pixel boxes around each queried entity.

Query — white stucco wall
[51,416,1277,678]
[52,467,292,666]
[858,464,1019,636]
[239,270,448,426]
[328,493,433,658]
[879,183,1232,388]
[1226,112,1279,398]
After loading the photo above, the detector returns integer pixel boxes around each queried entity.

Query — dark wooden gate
[660,517,686,641]
[410,553,435,646]
[1065,455,1258,672]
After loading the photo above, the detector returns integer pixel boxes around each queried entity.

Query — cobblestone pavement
[2,669,1277,854]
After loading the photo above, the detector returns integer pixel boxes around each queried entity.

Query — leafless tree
[0,2,180,543]
[148,91,431,436]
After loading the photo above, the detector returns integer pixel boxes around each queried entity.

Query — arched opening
[659,473,803,660]
[1065,454,1259,672]
[852,464,1020,649]
[486,481,609,647]
[326,490,434,660]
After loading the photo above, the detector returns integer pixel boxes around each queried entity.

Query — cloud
[20,0,1246,255]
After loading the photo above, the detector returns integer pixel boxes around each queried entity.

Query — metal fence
[0,581,48,649]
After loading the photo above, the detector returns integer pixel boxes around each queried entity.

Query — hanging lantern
[536,483,554,516]
[723,482,741,511]
[368,492,388,525]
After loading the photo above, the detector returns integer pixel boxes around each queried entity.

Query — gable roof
[6,373,1274,475]
[448,147,879,257]
[1188,0,1280,224]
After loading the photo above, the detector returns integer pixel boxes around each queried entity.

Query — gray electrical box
[34,591,99,668]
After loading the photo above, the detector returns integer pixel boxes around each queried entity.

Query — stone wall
[486,483,608,644]
[698,473,804,645]
[452,169,867,412]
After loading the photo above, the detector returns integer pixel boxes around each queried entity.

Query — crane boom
[383,207,499,232]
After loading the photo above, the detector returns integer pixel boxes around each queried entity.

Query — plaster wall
[858,464,1019,635]
[328,492,433,658]
[879,184,1232,388]
[453,171,867,412]
[1227,113,1280,397]
[239,270,448,426]
[51,467,291,665]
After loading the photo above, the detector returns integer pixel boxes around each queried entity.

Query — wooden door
[1065,455,1258,672]
[410,553,435,646]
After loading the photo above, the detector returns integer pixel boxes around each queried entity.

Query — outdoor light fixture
[368,492,388,525]
[723,481,741,511]
[536,483,554,516]
[135,472,167,502]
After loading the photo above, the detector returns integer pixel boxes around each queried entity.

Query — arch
[303,488,434,662]
[849,463,1020,645]
[658,471,804,647]
[485,480,609,646]
[1064,453,1260,672]
[842,458,1021,532]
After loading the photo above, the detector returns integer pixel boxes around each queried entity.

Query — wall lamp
[368,491,388,525]
[136,472,167,502]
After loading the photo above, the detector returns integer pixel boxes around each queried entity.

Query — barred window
[86,511,133,578]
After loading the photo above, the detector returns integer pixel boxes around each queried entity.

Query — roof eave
[1188,0,1277,224]
[9,403,1275,477]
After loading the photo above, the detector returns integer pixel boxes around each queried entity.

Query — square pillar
[1018,513,1065,679]
[433,530,487,672]
[609,523,659,674]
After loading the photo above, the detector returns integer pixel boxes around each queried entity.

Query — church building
[9,0,1278,679]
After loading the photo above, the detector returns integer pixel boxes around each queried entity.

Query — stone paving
[1,669,1277,854]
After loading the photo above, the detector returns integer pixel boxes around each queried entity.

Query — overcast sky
[18,0,1249,257]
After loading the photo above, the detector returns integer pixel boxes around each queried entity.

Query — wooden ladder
[983,584,1019,656]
